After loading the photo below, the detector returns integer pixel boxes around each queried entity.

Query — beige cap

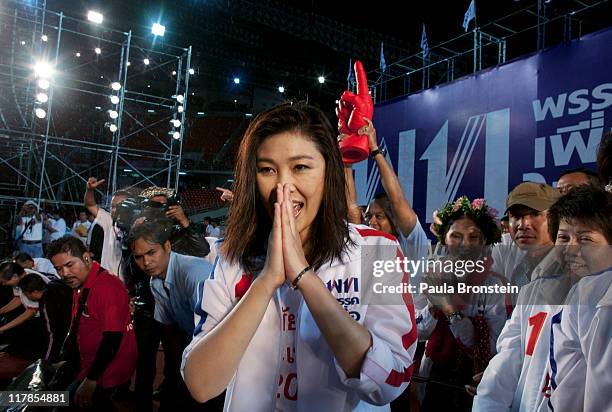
[505,182,560,212]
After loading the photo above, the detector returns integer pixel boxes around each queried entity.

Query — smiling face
[366,201,393,235]
[555,218,612,277]
[256,132,326,245]
[444,217,486,259]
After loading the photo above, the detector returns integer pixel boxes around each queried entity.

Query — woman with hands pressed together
[182,103,416,411]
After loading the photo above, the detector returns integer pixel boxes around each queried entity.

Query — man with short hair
[16,200,44,258]
[127,221,213,409]
[48,236,136,410]
[84,177,130,276]
[14,252,57,276]
[556,167,599,195]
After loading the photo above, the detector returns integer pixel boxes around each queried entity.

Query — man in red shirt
[48,237,136,411]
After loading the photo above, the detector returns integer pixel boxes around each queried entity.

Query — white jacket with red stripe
[182,224,417,412]
[473,274,572,412]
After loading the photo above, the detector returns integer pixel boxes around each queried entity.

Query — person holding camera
[16,200,44,258]
[127,221,215,410]
[84,177,131,277]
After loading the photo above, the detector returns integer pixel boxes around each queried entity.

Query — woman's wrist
[254,273,282,296]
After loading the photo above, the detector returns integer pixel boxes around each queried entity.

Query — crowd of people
[1,93,611,412]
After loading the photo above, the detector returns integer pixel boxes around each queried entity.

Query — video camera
[114,194,181,232]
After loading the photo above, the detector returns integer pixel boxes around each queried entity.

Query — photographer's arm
[166,205,190,229]
[84,177,104,218]
[0,308,37,332]
[0,296,21,315]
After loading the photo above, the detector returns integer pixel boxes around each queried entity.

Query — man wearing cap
[16,201,44,258]
[492,182,562,289]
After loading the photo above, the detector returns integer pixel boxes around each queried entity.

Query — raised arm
[84,177,104,218]
[360,119,418,236]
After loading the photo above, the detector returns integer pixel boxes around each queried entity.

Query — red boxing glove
[337,60,373,164]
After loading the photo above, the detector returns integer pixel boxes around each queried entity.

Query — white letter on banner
[398,130,416,206]
[484,109,510,215]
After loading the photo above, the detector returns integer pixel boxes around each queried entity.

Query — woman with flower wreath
[416,196,507,411]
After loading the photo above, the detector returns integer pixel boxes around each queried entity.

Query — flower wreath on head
[433,196,501,245]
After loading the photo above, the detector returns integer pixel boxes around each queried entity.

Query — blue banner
[355,27,612,225]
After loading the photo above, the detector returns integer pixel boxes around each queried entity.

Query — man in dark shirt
[48,237,136,410]
[17,273,72,362]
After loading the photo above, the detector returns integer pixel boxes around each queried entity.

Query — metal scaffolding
[0,0,192,253]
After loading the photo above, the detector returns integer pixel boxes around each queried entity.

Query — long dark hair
[222,102,351,272]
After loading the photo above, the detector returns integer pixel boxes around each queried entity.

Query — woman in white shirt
[182,102,417,411]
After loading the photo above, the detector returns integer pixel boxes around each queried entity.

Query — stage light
[36,92,48,103]
[110,95,120,104]
[34,61,53,78]
[177,105,184,113]
[41,35,48,42]
[94,47,101,54]
[87,11,103,24]
[147,109,155,113]
[234,99,237,103]
[21,40,26,46]
[35,108,46,119]
[152,23,166,37]
[171,119,181,128]
[191,92,195,95]
[147,84,151,88]
[144,58,150,65]
[172,131,181,140]
[109,110,118,119]
[318,76,325,84]
[172,70,176,76]
[111,82,121,91]
[38,79,50,90]
[278,86,285,93]
[189,68,195,75]
[75,52,81,57]
[176,94,184,103]
[109,124,118,132]
[233,77,240,84]
[126,61,131,66]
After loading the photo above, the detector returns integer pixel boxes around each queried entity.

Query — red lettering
[526,312,547,356]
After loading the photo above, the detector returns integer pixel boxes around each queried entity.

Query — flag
[421,24,429,58]
[463,0,476,32]
[379,41,387,72]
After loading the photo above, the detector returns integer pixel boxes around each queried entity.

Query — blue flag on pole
[380,41,387,72]
[347,57,354,84]
[463,0,476,32]
[421,24,429,58]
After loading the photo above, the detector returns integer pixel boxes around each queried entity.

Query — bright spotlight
[318,76,325,84]
[172,70,176,76]
[41,35,48,42]
[38,79,50,90]
[110,95,120,105]
[33,61,53,78]
[171,119,181,128]
[144,58,150,65]
[172,131,181,140]
[233,77,240,84]
[36,92,48,103]
[126,61,131,66]
[75,52,81,57]
[35,108,46,119]
[94,47,101,55]
[189,68,195,75]
[151,23,166,37]
[87,11,103,24]
[109,110,118,119]
[111,82,121,91]
[176,94,184,103]
[278,86,285,93]
[20,40,26,46]
[109,124,118,132]
[177,105,184,113]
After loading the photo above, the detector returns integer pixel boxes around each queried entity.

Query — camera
[114,194,182,232]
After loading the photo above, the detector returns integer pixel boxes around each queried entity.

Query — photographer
[84,177,131,277]
[16,200,44,258]
[139,186,211,258]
